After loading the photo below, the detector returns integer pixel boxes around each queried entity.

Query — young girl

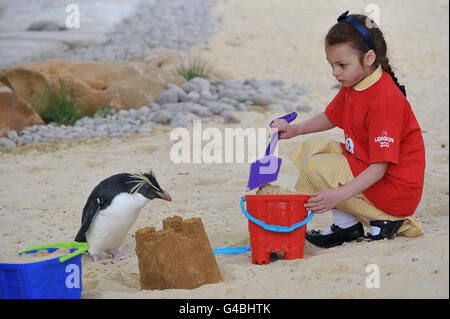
[270,11,425,248]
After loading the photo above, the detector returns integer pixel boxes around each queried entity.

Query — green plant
[175,54,211,80]
[37,78,81,125]
[96,105,115,118]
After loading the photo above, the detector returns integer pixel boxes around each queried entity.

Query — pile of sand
[0,248,71,264]
[256,184,300,195]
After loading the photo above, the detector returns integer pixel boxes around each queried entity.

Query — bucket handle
[240,196,314,233]
[18,242,90,263]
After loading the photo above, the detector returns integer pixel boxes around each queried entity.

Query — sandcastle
[135,215,222,290]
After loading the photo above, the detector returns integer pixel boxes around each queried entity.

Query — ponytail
[378,56,407,97]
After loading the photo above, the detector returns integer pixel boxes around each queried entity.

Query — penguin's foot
[112,249,133,261]
[92,255,101,262]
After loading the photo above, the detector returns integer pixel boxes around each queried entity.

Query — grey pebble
[150,109,172,124]
[220,111,241,124]
[0,137,16,148]
[156,88,180,104]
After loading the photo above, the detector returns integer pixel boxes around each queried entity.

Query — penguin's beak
[156,190,172,202]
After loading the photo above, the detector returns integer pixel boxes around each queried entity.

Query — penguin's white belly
[86,192,149,256]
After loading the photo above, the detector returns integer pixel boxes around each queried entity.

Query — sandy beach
[0,0,448,299]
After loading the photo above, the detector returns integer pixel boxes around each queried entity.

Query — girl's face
[325,42,376,87]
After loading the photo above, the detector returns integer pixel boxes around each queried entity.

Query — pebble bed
[43,0,218,62]
[0,77,312,148]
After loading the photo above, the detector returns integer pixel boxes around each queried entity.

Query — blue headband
[337,11,407,97]
[337,10,377,53]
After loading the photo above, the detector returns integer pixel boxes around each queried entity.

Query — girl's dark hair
[325,14,403,92]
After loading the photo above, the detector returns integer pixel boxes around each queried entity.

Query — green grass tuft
[96,105,115,118]
[175,54,211,80]
[37,78,82,125]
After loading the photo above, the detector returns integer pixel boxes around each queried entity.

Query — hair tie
[337,10,377,53]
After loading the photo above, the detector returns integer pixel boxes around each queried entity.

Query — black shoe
[306,222,365,248]
[364,220,405,241]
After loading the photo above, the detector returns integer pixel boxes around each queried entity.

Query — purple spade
[247,112,297,191]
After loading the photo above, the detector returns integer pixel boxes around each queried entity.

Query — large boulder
[0,83,43,136]
[0,59,185,117]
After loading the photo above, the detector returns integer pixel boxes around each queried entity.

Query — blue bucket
[0,242,89,299]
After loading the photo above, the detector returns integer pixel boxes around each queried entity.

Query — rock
[138,122,153,135]
[244,78,263,89]
[190,77,211,93]
[186,90,200,102]
[235,103,248,112]
[266,79,285,86]
[219,97,238,107]
[148,102,161,112]
[170,112,188,127]
[0,137,16,148]
[257,86,282,99]
[128,108,140,121]
[166,84,187,100]
[138,105,151,118]
[224,79,245,90]
[0,60,185,117]
[21,135,33,145]
[135,215,222,290]
[118,109,129,118]
[7,130,19,142]
[205,101,234,115]
[181,77,211,93]
[250,93,279,106]
[156,88,180,105]
[219,88,249,102]
[183,103,213,117]
[200,90,213,100]
[27,20,67,31]
[220,110,241,124]
[0,83,44,137]
[150,109,172,124]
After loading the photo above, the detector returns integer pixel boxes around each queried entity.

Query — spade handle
[265,112,297,156]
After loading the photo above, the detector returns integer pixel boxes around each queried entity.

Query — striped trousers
[288,137,423,237]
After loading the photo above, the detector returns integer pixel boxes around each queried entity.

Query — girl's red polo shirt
[325,71,425,217]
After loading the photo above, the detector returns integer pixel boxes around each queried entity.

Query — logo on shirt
[345,137,355,154]
[374,131,394,148]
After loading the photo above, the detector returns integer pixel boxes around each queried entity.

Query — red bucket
[243,194,311,265]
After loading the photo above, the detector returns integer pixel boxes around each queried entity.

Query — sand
[0,248,71,264]
[0,0,448,298]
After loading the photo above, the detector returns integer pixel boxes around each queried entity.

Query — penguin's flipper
[74,173,129,242]
[74,195,108,242]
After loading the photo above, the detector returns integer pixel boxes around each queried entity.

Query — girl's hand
[269,119,297,140]
[304,189,345,214]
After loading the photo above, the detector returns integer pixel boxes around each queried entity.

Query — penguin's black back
[74,173,136,242]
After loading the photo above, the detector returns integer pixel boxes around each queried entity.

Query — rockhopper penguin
[74,170,171,262]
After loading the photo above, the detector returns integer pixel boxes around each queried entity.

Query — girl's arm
[304,162,389,214]
[270,112,335,139]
